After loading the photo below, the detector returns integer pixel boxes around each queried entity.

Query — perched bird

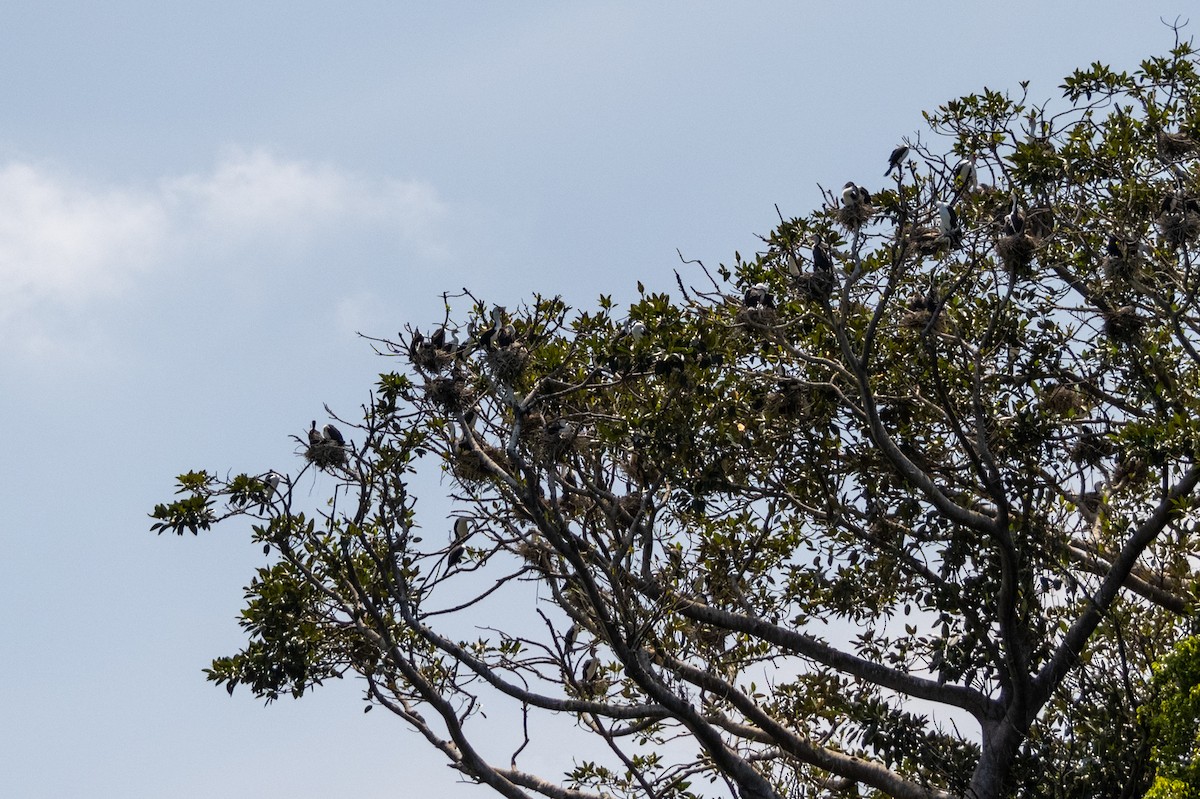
[263,471,281,494]
[629,321,647,342]
[885,145,910,177]
[322,423,345,446]
[1002,196,1025,236]
[447,544,466,568]
[308,421,324,448]
[581,653,601,683]
[937,201,960,238]
[841,181,871,207]
[784,248,802,277]
[743,283,775,309]
[453,517,471,543]
[952,158,977,191]
[812,243,834,273]
[429,325,460,352]
[477,306,506,350]
[563,622,580,656]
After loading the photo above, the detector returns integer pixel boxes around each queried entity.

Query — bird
[447,544,466,568]
[322,423,345,446]
[581,653,601,682]
[629,321,647,342]
[453,517,471,543]
[563,622,580,656]
[430,325,460,352]
[952,158,977,190]
[1002,196,1025,236]
[841,181,871,207]
[263,471,281,494]
[885,145,910,177]
[743,283,775,309]
[812,243,834,272]
[937,201,960,238]
[784,248,802,277]
[308,421,324,448]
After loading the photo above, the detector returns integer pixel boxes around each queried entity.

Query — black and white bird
[952,158,978,191]
[430,325,460,352]
[1002,196,1025,236]
[937,201,960,238]
[885,145,910,177]
[812,243,834,273]
[563,622,580,656]
[743,283,775,309]
[308,421,324,448]
[784,247,803,277]
[629,321,647,342]
[322,423,345,446]
[447,544,466,568]
[841,181,871,207]
[453,517,471,543]
[264,471,282,494]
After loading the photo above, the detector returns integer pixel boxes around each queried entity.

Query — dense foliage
[154,40,1200,799]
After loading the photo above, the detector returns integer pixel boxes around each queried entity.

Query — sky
[0,3,1188,797]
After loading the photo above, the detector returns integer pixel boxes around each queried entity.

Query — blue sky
[0,3,1185,797]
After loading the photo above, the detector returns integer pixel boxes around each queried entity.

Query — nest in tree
[735,306,779,328]
[305,440,347,470]
[765,378,810,420]
[794,271,834,304]
[1070,430,1113,466]
[837,202,873,231]
[452,440,509,483]
[1158,206,1200,248]
[426,373,474,412]
[905,228,948,258]
[487,344,529,383]
[1158,129,1199,159]
[899,294,945,334]
[1101,305,1145,342]
[997,233,1036,277]
[517,410,546,447]
[1041,385,1087,417]
[409,341,454,373]
[1103,254,1140,282]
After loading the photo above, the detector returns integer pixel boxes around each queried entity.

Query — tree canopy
[153,38,1200,799]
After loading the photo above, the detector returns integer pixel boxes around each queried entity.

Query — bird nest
[305,441,347,470]
[765,379,810,420]
[409,342,454,373]
[1101,306,1146,342]
[487,345,529,383]
[837,203,873,231]
[899,295,945,334]
[996,233,1036,277]
[794,272,834,304]
[1040,385,1087,417]
[426,374,474,412]
[735,306,778,328]
[905,229,949,258]
[1158,208,1200,248]
[1103,254,1140,282]
[1070,430,1113,466]
[452,441,510,484]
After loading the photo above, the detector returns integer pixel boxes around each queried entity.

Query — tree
[153,39,1200,799]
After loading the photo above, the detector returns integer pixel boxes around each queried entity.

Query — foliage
[154,37,1200,799]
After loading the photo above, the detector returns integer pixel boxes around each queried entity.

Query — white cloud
[0,150,449,356]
